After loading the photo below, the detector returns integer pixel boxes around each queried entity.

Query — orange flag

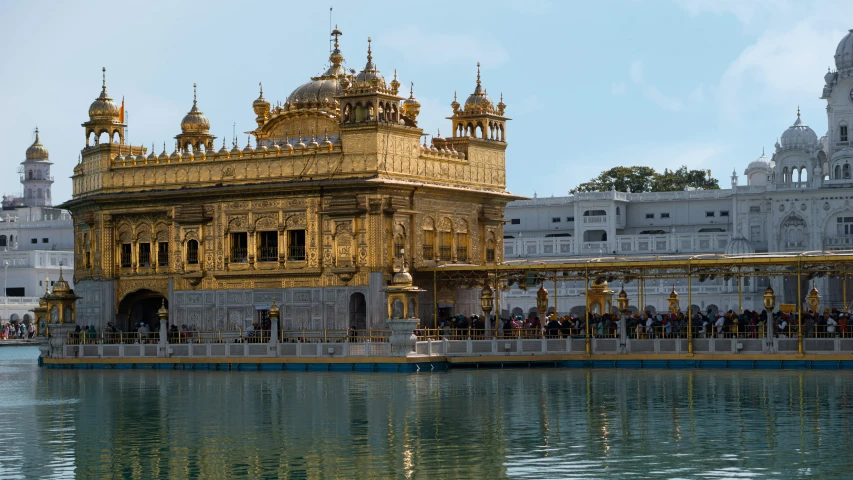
[119,96,125,123]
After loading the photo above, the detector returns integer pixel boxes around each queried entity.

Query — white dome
[745,152,770,174]
[835,29,853,75]
[725,237,755,255]
[780,115,818,150]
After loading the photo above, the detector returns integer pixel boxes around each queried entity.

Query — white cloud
[381,26,509,67]
[627,60,684,111]
[717,21,843,119]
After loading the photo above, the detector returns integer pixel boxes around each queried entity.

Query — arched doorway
[118,289,167,332]
[349,292,366,330]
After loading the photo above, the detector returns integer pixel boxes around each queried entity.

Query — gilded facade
[64,29,516,331]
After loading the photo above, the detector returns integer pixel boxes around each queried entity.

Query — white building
[0,130,74,326]
[500,29,853,319]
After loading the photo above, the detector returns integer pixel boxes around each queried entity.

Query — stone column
[158,299,169,357]
[269,300,280,346]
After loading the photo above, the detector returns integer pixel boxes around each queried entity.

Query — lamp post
[480,281,494,338]
[616,284,629,350]
[269,299,280,345]
[764,285,775,345]
[805,282,820,350]
[668,286,680,315]
[536,284,548,338]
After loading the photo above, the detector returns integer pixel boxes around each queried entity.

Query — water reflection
[1,348,853,479]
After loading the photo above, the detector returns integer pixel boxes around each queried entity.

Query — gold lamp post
[763,286,775,311]
[269,299,280,344]
[616,285,629,351]
[807,282,820,313]
[536,284,548,337]
[668,286,680,315]
[616,286,629,313]
[480,281,494,337]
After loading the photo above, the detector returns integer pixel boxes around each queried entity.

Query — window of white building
[510,219,520,225]
[720,211,729,217]
[841,125,848,142]
[660,213,670,218]
[705,211,715,217]
[645,213,654,219]
[837,216,853,235]
[551,217,561,223]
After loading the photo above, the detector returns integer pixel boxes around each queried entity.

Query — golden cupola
[463,63,496,114]
[402,83,421,123]
[354,37,385,86]
[176,83,215,152]
[88,68,121,122]
[252,83,271,127]
[448,62,509,142]
[25,128,49,160]
[83,67,126,146]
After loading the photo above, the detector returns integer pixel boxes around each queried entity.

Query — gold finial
[102,67,106,92]
[367,37,372,62]
[259,81,263,97]
[453,91,457,102]
[331,25,341,49]
[476,62,481,86]
[193,83,197,105]
[34,126,39,143]
[797,105,800,118]
[409,82,414,98]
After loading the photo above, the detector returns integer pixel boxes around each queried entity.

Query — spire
[102,67,107,93]
[34,127,39,144]
[797,105,800,118]
[409,82,414,98]
[367,37,373,63]
[193,82,197,106]
[259,82,263,98]
[476,62,481,86]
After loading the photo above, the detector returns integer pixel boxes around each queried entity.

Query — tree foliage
[571,165,719,193]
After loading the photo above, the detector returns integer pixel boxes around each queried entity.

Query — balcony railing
[423,245,434,261]
[582,216,607,224]
[258,246,278,262]
[231,248,248,263]
[287,245,306,261]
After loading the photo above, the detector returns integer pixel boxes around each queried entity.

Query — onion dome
[147,144,157,163]
[745,148,771,174]
[402,82,421,119]
[836,29,853,76]
[158,143,169,163]
[52,268,72,295]
[497,93,506,116]
[283,134,294,153]
[308,134,319,149]
[89,68,121,121]
[285,29,346,109]
[252,82,271,118]
[450,91,460,113]
[464,63,495,114]
[268,300,280,319]
[25,128,49,160]
[115,151,126,165]
[780,109,818,150]
[230,141,242,158]
[321,132,333,151]
[390,69,400,95]
[169,145,182,163]
[218,138,230,158]
[355,37,384,85]
[181,83,211,134]
[135,150,146,163]
[725,236,755,255]
[206,146,217,160]
[256,141,268,155]
[184,149,195,162]
[271,142,281,154]
[295,135,306,150]
[242,137,255,155]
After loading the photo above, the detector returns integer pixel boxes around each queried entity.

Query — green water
[1,347,851,479]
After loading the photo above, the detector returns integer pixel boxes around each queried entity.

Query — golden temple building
[64,28,517,331]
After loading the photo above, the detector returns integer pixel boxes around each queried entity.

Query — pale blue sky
[2,0,853,203]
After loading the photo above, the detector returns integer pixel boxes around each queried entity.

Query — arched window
[0,235,6,247]
[28,171,33,180]
[422,219,435,261]
[438,218,452,261]
[835,165,841,179]
[186,239,199,264]
[845,164,851,179]
[782,167,789,183]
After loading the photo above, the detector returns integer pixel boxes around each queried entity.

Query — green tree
[571,165,719,193]
[651,166,719,191]
[570,166,657,193]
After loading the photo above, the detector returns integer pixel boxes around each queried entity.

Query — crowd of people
[0,322,34,340]
[433,307,852,340]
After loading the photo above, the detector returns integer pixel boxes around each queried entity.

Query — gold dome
[354,37,385,86]
[402,83,421,118]
[269,299,280,318]
[464,63,495,114]
[285,29,346,110]
[253,83,270,117]
[25,128,49,160]
[52,268,71,295]
[88,67,121,121]
[180,84,211,134]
